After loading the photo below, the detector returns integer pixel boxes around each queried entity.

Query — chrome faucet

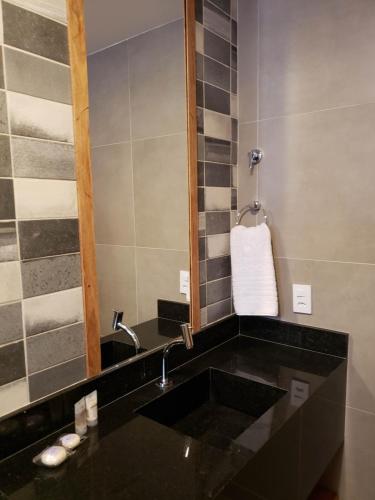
[112,311,141,351]
[158,323,194,389]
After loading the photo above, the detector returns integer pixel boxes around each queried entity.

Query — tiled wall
[238,0,375,498]
[195,0,238,327]
[88,19,189,334]
[0,0,86,416]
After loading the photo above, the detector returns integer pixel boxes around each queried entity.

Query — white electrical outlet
[292,284,312,314]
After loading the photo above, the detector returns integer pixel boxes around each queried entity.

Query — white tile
[205,187,231,210]
[0,261,22,303]
[207,233,230,258]
[5,0,67,23]
[8,92,73,143]
[23,287,83,336]
[14,179,78,219]
[0,378,29,417]
[196,22,204,54]
[204,109,232,140]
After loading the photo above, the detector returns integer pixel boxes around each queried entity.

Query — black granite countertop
[0,335,346,500]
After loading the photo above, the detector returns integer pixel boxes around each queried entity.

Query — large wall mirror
[0,0,199,420]
[84,0,198,372]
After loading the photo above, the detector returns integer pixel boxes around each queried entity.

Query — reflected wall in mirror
[84,0,191,370]
[0,0,199,420]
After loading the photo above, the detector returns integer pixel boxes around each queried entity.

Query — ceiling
[84,0,184,54]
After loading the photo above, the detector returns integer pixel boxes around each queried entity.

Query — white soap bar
[40,446,67,467]
[59,433,81,450]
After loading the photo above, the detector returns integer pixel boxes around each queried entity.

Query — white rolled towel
[230,223,278,316]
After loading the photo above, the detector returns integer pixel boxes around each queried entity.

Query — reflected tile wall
[88,19,189,329]
[196,0,238,326]
[0,0,86,408]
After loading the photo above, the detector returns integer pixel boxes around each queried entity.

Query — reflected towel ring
[235,201,268,226]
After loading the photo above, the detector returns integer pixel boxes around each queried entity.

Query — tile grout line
[91,130,187,150]
[275,256,375,267]
[238,100,375,125]
[87,16,184,56]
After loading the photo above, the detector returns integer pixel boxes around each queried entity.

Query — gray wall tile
[21,254,81,298]
[24,287,83,336]
[0,92,9,133]
[6,0,67,24]
[207,298,231,323]
[8,92,73,143]
[207,255,231,281]
[0,179,15,220]
[0,222,17,262]
[205,162,231,186]
[204,1,231,40]
[0,302,23,346]
[199,260,207,284]
[205,29,231,66]
[12,137,75,180]
[88,41,130,147]
[205,136,231,163]
[238,0,258,124]
[0,261,22,303]
[205,83,231,114]
[207,276,231,304]
[0,51,4,89]
[196,52,203,80]
[19,219,79,260]
[0,341,25,385]
[26,323,85,374]
[5,47,72,104]
[0,135,12,177]
[210,0,231,15]
[92,143,135,246]
[259,0,375,119]
[128,19,186,139]
[3,2,69,64]
[133,134,189,250]
[205,56,231,91]
[29,355,86,401]
[206,211,230,234]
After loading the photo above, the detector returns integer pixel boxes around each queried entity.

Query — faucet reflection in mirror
[112,310,141,351]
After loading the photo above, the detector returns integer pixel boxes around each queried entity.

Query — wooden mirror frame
[66,0,199,378]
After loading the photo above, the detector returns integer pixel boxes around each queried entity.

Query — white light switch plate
[293,284,312,314]
[180,270,190,302]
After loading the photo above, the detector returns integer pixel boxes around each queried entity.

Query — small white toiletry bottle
[74,398,87,436]
[85,390,98,427]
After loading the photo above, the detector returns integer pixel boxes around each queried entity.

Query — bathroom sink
[101,339,146,369]
[136,368,286,449]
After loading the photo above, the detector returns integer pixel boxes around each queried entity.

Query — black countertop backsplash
[0,316,348,500]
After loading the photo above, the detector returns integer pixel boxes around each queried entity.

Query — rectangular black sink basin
[101,340,146,370]
[137,368,286,449]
